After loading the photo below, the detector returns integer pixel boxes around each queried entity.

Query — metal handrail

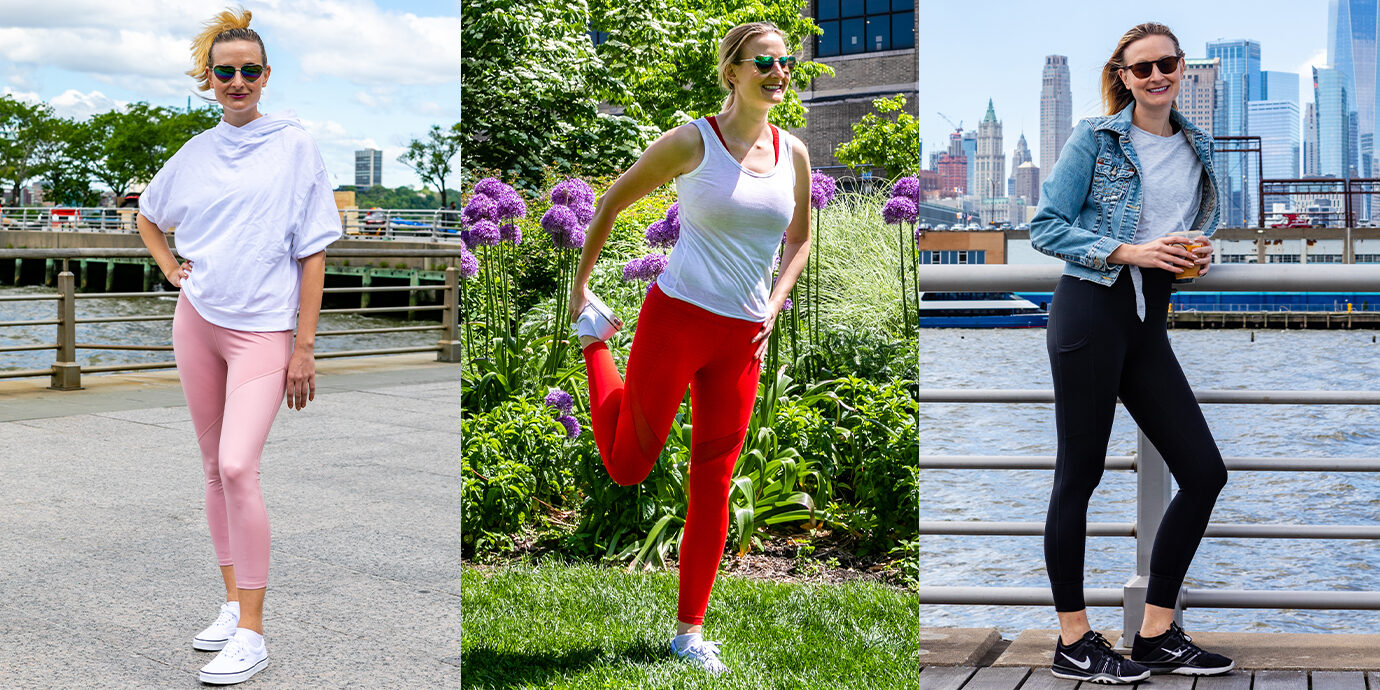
[0,249,462,386]
[0,207,465,242]
[918,264,1380,634]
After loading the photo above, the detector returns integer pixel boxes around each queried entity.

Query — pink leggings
[172,295,291,590]
[584,283,761,625]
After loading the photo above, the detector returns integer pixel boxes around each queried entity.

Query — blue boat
[916,292,1049,328]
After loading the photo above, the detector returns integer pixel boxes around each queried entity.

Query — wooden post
[49,265,82,390]
[437,267,460,362]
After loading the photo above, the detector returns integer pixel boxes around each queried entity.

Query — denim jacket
[1030,102,1219,286]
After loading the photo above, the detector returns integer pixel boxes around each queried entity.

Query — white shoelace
[212,609,237,629]
[675,637,726,673]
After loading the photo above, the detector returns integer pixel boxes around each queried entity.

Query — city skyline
[920,1,1329,174]
[0,0,459,191]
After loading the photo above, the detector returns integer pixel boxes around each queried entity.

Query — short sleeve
[138,158,176,228]
[292,168,344,259]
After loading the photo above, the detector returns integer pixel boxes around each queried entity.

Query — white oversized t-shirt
[139,111,343,331]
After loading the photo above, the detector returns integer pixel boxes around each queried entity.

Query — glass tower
[1207,39,1262,226]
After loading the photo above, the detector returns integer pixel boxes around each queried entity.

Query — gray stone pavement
[0,354,460,687]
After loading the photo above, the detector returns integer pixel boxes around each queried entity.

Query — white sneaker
[192,602,240,651]
[198,628,268,685]
[575,289,620,342]
[672,633,727,674]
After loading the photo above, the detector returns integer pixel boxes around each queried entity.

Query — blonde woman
[568,22,812,674]
[137,8,342,685]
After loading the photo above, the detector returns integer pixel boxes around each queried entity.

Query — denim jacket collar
[1094,102,1209,150]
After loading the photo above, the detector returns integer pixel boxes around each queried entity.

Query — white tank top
[655,117,796,322]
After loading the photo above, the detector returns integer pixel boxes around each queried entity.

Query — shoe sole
[1051,668,1151,684]
[192,637,230,652]
[198,656,268,685]
[1151,662,1235,676]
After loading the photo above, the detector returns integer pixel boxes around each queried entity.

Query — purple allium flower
[665,202,679,226]
[496,190,527,221]
[459,249,479,278]
[571,202,595,226]
[461,194,498,226]
[469,219,502,246]
[622,253,669,282]
[558,229,586,249]
[891,176,920,202]
[782,297,793,311]
[550,179,595,208]
[544,388,574,414]
[645,218,679,248]
[499,223,522,244]
[810,171,837,210]
[882,196,918,225]
[556,415,581,439]
[474,177,509,198]
[540,205,579,235]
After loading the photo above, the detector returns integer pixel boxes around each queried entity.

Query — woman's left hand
[1192,236,1214,276]
[286,345,316,410]
[750,308,778,361]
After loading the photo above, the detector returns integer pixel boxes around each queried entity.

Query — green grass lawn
[460,562,918,689]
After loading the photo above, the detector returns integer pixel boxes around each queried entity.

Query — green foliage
[460,0,831,187]
[343,184,462,209]
[833,95,920,179]
[399,123,460,206]
[0,96,61,200]
[82,103,221,199]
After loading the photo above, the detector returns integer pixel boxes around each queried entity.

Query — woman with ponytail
[567,21,812,674]
[136,7,341,685]
[1030,22,1232,682]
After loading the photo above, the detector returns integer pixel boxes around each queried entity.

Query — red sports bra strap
[706,116,779,165]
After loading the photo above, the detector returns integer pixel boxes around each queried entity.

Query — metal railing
[0,248,461,390]
[0,207,464,241]
[915,264,1380,635]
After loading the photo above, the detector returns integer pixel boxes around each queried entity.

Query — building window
[918,250,985,265]
[815,0,914,57]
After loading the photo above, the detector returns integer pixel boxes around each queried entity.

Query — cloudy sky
[0,0,459,189]
[920,0,1330,171]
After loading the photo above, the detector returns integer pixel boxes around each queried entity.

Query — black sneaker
[1051,631,1151,684]
[1132,622,1235,675]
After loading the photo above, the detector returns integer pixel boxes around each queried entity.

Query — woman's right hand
[165,260,192,288]
[1109,237,1196,272]
[568,285,587,325]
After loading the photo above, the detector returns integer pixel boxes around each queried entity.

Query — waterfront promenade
[921,628,1380,688]
[0,354,459,687]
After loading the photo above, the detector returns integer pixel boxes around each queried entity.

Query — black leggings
[1044,269,1228,612]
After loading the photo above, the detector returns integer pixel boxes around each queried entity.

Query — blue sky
[0,0,459,190]
[920,0,1329,171]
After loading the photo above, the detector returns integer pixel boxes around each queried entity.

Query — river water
[0,285,439,372]
[919,327,1380,634]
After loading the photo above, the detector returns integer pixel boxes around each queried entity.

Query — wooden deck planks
[918,665,978,690]
[1252,670,1310,690]
[918,668,1380,689]
[962,666,1032,690]
[1310,671,1368,690]
[1015,670,1081,690]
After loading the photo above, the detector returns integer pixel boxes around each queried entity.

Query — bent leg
[173,296,232,569]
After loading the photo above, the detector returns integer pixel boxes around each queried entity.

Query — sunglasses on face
[737,55,796,74]
[210,64,265,83]
[1122,56,1181,79]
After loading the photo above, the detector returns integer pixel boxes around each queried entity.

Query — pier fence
[916,264,1380,635]
[0,248,461,390]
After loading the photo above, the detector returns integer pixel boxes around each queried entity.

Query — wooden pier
[1167,311,1380,329]
[921,629,1380,689]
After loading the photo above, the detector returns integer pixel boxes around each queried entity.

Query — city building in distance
[1039,55,1071,186]
[355,148,383,189]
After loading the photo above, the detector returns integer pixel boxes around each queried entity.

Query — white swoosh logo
[1061,652,1092,670]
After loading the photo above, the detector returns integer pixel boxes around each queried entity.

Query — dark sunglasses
[211,64,265,82]
[1123,56,1181,79]
[737,55,796,74]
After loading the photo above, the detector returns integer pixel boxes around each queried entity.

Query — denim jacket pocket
[1091,162,1135,203]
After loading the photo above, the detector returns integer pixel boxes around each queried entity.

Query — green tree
[834,95,920,180]
[81,103,219,199]
[0,96,62,202]
[40,118,100,206]
[400,123,461,207]
[461,0,831,187]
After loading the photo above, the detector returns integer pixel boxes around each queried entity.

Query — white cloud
[49,89,127,120]
[354,90,381,108]
[256,0,459,86]
[1,86,42,103]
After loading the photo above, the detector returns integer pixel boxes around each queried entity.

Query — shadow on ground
[460,640,666,688]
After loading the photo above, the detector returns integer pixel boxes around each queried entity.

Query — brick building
[792,0,918,177]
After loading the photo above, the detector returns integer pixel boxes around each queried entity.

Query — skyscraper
[975,100,1005,203]
[1315,66,1353,178]
[1261,70,1301,104]
[1207,39,1262,227]
[1181,58,1222,135]
[1040,55,1072,186]
[1329,0,1377,175]
[962,131,978,196]
[1305,102,1320,176]
[1010,133,1031,195]
[1248,100,1301,180]
[1014,162,1040,206]
[355,148,383,188]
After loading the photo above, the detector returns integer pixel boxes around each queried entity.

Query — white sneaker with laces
[671,633,727,674]
[575,290,620,342]
[192,602,240,651]
[199,628,268,685]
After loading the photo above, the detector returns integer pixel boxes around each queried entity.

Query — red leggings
[583,283,762,625]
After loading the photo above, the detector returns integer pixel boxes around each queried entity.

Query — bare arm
[568,125,702,321]
[136,213,189,286]
[750,135,812,359]
[286,251,325,410]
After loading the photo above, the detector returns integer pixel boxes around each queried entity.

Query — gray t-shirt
[1127,123,1203,320]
